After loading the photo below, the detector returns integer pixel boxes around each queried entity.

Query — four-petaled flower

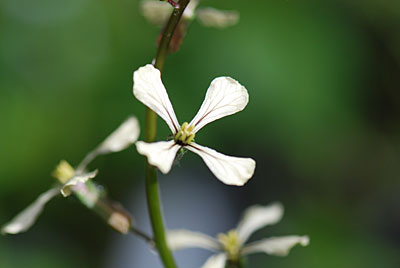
[1,116,139,235]
[133,64,256,186]
[167,203,310,268]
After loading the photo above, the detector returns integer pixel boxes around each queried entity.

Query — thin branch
[143,1,191,268]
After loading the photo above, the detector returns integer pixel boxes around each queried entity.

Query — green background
[1,0,400,267]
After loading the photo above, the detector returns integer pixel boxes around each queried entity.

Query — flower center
[217,229,241,261]
[174,122,195,145]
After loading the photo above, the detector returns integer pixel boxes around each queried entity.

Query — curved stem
[155,0,190,72]
[144,1,190,268]
[74,181,154,244]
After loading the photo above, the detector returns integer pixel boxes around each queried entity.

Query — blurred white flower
[140,0,239,29]
[140,0,172,26]
[167,203,310,268]
[1,116,140,235]
[196,7,239,29]
[133,64,255,186]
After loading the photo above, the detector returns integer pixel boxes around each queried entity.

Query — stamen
[52,160,75,184]
[218,230,240,261]
[174,122,195,145]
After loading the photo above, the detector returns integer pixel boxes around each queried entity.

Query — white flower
[1,116,140,235]
[167,203,310,268]
[140,0,239,29]
[133,64,255,186]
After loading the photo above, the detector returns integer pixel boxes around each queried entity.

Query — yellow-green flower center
[217,229,241,261]
[174,122,195,145]
[52,160,75,184]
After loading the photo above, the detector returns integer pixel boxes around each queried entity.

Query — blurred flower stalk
[1,117,148,237]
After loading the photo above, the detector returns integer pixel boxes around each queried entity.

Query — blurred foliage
[1,0,400,267]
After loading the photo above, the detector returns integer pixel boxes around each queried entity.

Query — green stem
[154,0,190,72]
[144,1,190,268]
[225,259,245,268]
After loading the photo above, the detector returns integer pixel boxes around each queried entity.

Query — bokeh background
[1,0,400,267]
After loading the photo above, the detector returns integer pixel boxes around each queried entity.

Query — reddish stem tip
[167,0,179,8]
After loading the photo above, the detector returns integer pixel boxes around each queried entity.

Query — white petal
[77,116,140,171]
[136,140,180,174]
[133,64,180,133]
[201,253,227,268]
[197,8,239,29]
[1,187,60,234]
[97,116,140,154]
[236,203,284,243]
[167,229,221,251]
[140,0,173,26]
[182,0,200,20]
[241,235,310,257]
[61,170,98,197]
[187,143,255,186]
[189,77,248,133]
